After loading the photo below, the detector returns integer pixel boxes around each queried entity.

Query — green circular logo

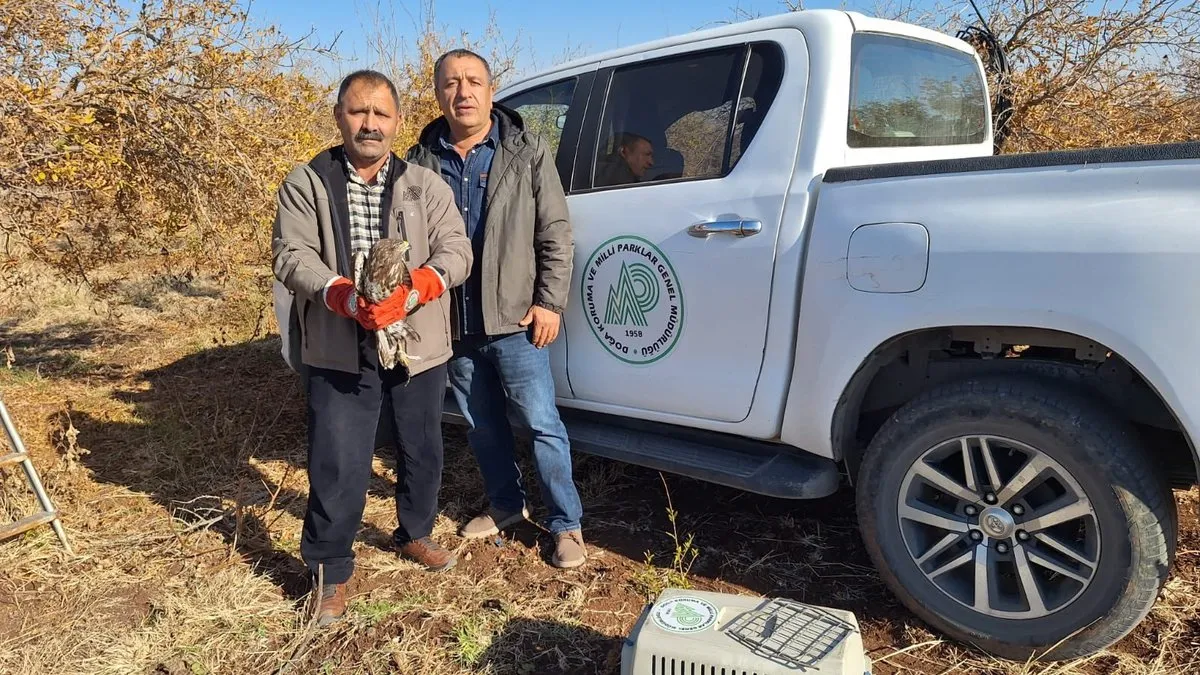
[650,597,718,634]
[580,235,684,365]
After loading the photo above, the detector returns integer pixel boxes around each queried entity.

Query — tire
[856,375,1176,660]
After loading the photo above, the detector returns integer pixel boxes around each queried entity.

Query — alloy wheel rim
[897,435,1100,619]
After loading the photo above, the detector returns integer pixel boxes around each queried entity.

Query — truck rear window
[847,33,988,148]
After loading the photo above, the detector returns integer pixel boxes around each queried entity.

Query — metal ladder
[0,398,73,554]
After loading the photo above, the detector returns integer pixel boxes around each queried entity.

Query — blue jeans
[448,331,583,534]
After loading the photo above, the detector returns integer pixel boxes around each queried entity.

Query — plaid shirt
[345,155,391,258]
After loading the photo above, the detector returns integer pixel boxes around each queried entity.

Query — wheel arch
[833,326,1199,489]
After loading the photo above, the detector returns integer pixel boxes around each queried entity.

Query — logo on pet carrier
[651,596,718,634]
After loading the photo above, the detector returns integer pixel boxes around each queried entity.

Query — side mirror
[556,113,566,130]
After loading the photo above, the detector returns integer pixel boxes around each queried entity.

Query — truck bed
[783,138,1200,460]
[824,141,1200,183]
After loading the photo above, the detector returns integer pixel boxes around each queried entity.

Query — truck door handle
[687,219,762,238]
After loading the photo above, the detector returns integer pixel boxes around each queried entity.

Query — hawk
[353,238,422,371]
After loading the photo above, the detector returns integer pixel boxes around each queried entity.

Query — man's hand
[358,284,416,330]
[519,305,561,348]
[409,266,447,304]
[325,276,368,320]
[365,267,443,328]
[326,276,415,330]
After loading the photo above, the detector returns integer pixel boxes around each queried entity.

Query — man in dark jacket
[595,132,655,187]
[406,49,586,568]
[273,70,473,626]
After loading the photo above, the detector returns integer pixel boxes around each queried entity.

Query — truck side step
[439,393,842,500]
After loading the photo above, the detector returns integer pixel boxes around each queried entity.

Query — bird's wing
[352,252,367,292]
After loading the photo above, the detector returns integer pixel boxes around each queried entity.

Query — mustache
[355,130,385,142]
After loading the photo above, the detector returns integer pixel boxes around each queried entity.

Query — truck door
[563,30,806,422]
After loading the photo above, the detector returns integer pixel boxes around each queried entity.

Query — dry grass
[2,259,1200,674]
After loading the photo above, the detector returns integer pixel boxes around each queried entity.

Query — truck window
[847,33,988,148]
[500,77,579,186]
[589,42,783,189]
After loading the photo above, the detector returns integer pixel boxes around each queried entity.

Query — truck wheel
[856,375,1176,660]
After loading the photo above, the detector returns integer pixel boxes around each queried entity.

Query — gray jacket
[406,104,573,337]
[272,147,473,375]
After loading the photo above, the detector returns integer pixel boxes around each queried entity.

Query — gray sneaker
[459,506,530,539]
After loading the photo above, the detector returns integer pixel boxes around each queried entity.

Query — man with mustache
[407,50,585,569]
[272,69,473,626]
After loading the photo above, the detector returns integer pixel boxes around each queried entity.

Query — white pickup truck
[332,7,1200,662]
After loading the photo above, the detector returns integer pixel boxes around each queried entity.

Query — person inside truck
[595,131,655,186]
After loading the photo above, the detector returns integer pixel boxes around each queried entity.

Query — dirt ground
[2,267,1199,674]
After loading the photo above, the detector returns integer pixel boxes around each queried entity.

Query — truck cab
[492,10,992,431]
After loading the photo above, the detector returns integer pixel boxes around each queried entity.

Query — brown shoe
[552,530,587,569]
[398,537,457,572]
[315,583,347,627]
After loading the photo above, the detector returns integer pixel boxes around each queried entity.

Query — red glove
[409,267,446,304]
[357,284,417,330]
[324,277,365,320]
[325,276,405,329]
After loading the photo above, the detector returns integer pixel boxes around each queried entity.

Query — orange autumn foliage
[2,0,1196,291]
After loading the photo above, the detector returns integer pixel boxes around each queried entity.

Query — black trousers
[300,329,447,585]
